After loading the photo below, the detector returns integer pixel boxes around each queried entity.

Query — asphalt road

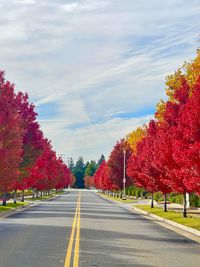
[0,190,200,267]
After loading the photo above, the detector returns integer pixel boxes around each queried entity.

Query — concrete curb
[99,193,200,240]
[0,203,32,218]
[133,206,200,238]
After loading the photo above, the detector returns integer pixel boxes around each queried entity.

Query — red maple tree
[0,72,24,205]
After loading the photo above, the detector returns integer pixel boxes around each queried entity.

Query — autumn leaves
[93,49,200,218]
[0,71,72,205]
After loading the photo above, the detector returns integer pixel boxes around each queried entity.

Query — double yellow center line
[64,193,81,267]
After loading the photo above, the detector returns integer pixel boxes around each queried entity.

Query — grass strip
[135,205,200,231]
[0,202,29,212]
[101,193,137,203]
[27,195,56,201]
[29,191,66,201]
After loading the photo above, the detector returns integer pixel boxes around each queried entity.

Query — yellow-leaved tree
[155,49,200,121]
[126,125,147,154]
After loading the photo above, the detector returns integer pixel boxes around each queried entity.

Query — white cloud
[0,23,26,42]
[16,0,36,4]
[40,115,153,162]
[60,1,109,13]
[0,0,199,161]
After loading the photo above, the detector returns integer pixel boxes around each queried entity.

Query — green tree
[72,156,85,188]
[84,160,97,176]
[97,154,105,168]
[68,157,74,171]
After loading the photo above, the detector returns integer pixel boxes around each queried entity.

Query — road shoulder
[98,193,200,244]
[0,194,61,218]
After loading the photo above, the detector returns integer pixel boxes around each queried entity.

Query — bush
[190,193,200,207]
[127,188,131,196]
[154,192,163,203]
[169,193,183,205]
[125,188,129,195]
[125,186,146,198]
[131,189,135,197]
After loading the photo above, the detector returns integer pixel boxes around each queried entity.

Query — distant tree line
[69,154,105,188]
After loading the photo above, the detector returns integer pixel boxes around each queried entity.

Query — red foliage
[127,121,161,193]
[0,72,24,193]
[70,174,76,187]
[171,77,200,194]
[127,80,192,195]
[107,139,132,190]
[84,176,94,188]
[94,161,112,190]
[14,92,44,190]
[28,140,70,191]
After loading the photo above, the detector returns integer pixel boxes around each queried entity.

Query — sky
[0,0,199,163]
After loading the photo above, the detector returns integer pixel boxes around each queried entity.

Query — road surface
[0,190,200,267]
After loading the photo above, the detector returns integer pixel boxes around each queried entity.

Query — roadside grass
[0,202,29,212]
[135,205,200,231]
[101,193,137,203]
[54,190,66,195]
[0,190,66,212]
[26,191,67,201]
[27,195,55,201]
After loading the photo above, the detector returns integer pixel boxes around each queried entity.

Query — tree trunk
[32,189,35,199]
[2,192,7,206]
[151,193,154,208]
[164,193,167,212]
[183,192,187,218]
[14,189,17,204]
[36,189,39,198]
[21,190,24,202]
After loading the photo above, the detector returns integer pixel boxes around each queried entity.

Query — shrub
[190,193,200,207]
[154,192,163,203]
[169,193,183,204]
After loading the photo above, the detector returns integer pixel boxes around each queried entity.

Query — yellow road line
[73,193,81,267]
[64,193,80,267]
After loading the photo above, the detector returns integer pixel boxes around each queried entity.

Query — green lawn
[135,205,200,231]
[0,202,29,212]
[101,193,137,203]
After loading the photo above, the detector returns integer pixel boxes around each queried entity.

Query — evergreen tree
[68,157,74,171]
[72,156,85,188]
[97,154,105,168]
[85,160,97,176]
